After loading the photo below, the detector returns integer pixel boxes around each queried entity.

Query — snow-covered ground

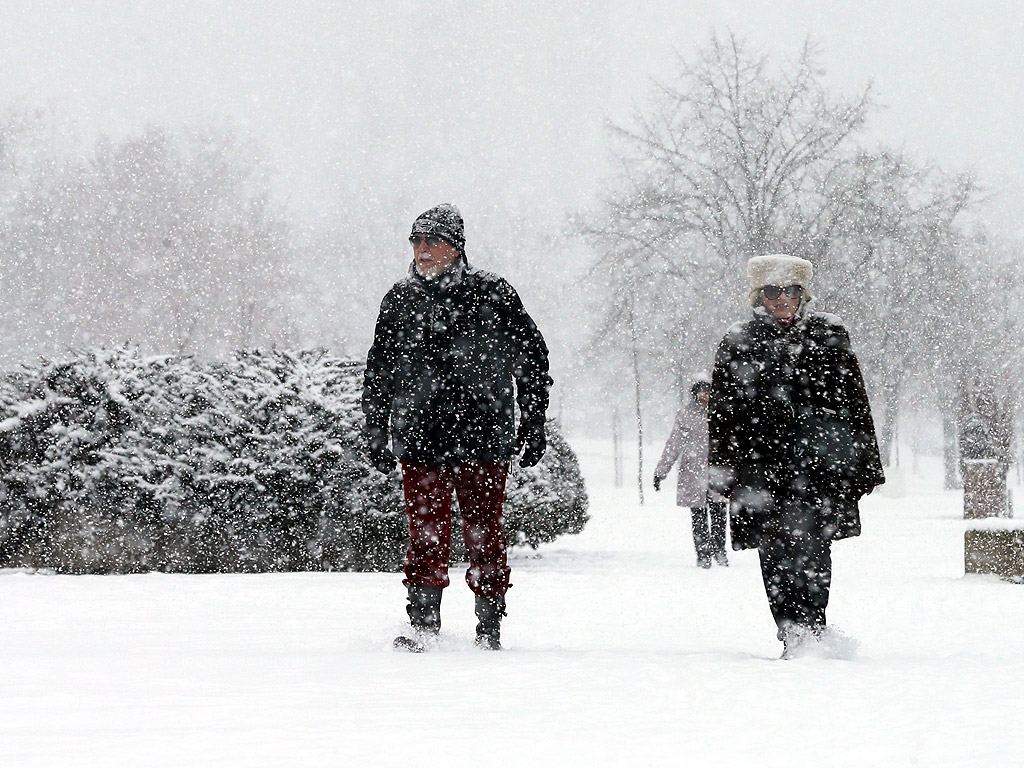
[1,439,1022,766]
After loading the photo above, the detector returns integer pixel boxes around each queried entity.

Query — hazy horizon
[3,1,1022,234]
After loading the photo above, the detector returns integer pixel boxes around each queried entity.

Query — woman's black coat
[362,259,551,465]
[708,307,885,550]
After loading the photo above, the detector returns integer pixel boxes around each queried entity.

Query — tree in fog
[581,34,979,466]
[817,151,976,457]
[581,35,874,416]
[0,117,297,362]
[942,228,1024,484]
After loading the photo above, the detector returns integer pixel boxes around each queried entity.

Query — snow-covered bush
[445,416,589,563]
[489,421,588,549]
[0,348,588,573]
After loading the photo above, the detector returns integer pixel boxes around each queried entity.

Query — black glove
[516,422,546,468]
[653,475,663,492]
[370,446,397,474]
[366,427,397,474]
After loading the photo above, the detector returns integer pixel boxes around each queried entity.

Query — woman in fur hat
[707,254,884,658]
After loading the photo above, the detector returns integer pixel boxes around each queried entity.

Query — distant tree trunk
[612,409,623,488]
[628,299,644,505]
[879,382,900,466]
[942,374,962,489]
[943,414,961,490]
[1018,416,1023,486]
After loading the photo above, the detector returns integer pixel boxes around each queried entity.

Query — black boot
[394,584,442,652]
[779,623,818,660]
[474,593,505,651]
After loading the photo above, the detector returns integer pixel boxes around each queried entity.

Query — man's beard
[416,262,447,280]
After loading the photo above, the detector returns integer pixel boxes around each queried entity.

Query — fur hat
[747,254,814,306]
[410,203,465,252]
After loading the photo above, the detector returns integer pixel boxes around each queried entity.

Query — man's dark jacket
[363,258,551,465]
[708,306,885,550]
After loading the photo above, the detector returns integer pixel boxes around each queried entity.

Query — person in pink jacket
[654,374,728,568]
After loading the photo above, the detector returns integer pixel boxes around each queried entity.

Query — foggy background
[2,0,1023,449]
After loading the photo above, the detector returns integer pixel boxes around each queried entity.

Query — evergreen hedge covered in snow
[0,349,588,573]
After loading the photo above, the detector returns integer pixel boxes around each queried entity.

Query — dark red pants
[400,462,510,597]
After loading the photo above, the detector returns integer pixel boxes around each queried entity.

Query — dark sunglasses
[760,284,804,300]
[409,234,445,248]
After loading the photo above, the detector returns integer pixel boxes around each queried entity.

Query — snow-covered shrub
[0,348,588,573]
[503,420,589,548]
[445,417,590,562]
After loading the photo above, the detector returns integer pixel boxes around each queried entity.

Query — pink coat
[655,398,711,508]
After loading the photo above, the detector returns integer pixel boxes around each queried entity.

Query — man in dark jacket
[363,203,552,652]
[708,254,884,658]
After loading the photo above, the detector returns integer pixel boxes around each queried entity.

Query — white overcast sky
[2,0,1023,233]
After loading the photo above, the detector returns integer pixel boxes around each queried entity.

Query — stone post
[959,373,1019,579]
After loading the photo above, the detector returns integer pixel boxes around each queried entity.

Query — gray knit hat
[410,203,465,252]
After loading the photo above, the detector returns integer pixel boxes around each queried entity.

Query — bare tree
[0,121,298,362]
[818,152,977,458]
[580,34,978,468]
[580,35,875,416]
[604,34,871,260]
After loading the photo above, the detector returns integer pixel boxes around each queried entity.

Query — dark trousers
[692,500,727,557]
[757,499,832,635]
[400,462,510,598]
